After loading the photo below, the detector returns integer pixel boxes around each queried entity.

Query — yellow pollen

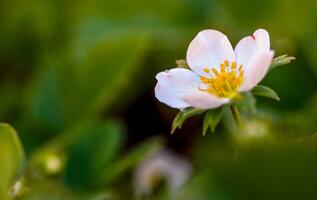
[211,68,219,76]
[203,68,210,73]
[231,62,237,68]
[199,61,244,98]
[200,76,211,83]
[220,64,225,72]
[224,60,229,67]
[232,64,236,70]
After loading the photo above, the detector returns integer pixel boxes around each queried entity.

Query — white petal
[186,29,235,76]
[234,29,270,68]
[238,51,274,92]
[182,91,229,109]
[155,68,200,109]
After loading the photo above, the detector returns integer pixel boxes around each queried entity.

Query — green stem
[230,105,241,127]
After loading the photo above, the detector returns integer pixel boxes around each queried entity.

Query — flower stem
[230,105,241,127]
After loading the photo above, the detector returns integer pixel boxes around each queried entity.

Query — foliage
[0,0,316,199]
[0,124,24,200]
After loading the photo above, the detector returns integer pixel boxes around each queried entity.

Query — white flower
[155,29,274,109]
[134,149,192,197]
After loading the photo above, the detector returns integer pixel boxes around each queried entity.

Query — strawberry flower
[155,29,274,109]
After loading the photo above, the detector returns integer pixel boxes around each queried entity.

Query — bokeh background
[1,0,317,199]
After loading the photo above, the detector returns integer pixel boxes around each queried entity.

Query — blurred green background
[0,0,317,199]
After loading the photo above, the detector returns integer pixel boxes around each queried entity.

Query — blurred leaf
[209,143,317,199]
[0,123,25,200]
[184,135,317,200]
[176,59,189,68]
[72,34,150,116]
[270,55,295,71]
[20,178,76,200]
[0,85,19,120]
[24,34,150,133]
[202,107,224,135]
[252,85,280,101]
[172,108,205,133]
[282,94,317,132]
[63,120,124,187]
[24,65,65,135]
[96,137,164,185]
[293,132,317,144]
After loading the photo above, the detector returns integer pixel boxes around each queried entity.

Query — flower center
[199,60,244,98]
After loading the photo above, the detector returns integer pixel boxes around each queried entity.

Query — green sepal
[175,59,189,68]
[230,105,241,127]
[270,55,295,71]
[171,108,204,133]
[233,92,257,114]
[202,107,224,135]
[252,85,280,101]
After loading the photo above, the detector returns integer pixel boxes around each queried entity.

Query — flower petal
[182,91,229,109]
[186,29,235,76]
[155,68,200,109]
[234,29,270,68]
[238,51,274,92]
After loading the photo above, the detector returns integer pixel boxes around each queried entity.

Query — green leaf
[176,59,189,68]
[190,144,317,199]
[24,65,65,135]
[270,55,295,71]
[0,123,25,200]
[202,107,224,135]
[24,34,150,134]
[96,137,164,185]
[252,85,280,101]
[63,120,124,187]
[171,108,205,133]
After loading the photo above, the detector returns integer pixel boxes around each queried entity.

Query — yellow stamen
[239,70,244,77]
[232,63,236,70]
[239,64,243,72]
[224,60,229,67]
[220,64,225,72]
[212,68,219,76]
[200,76,211,83]
[231,61,237,68]
[199,60,244,98]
